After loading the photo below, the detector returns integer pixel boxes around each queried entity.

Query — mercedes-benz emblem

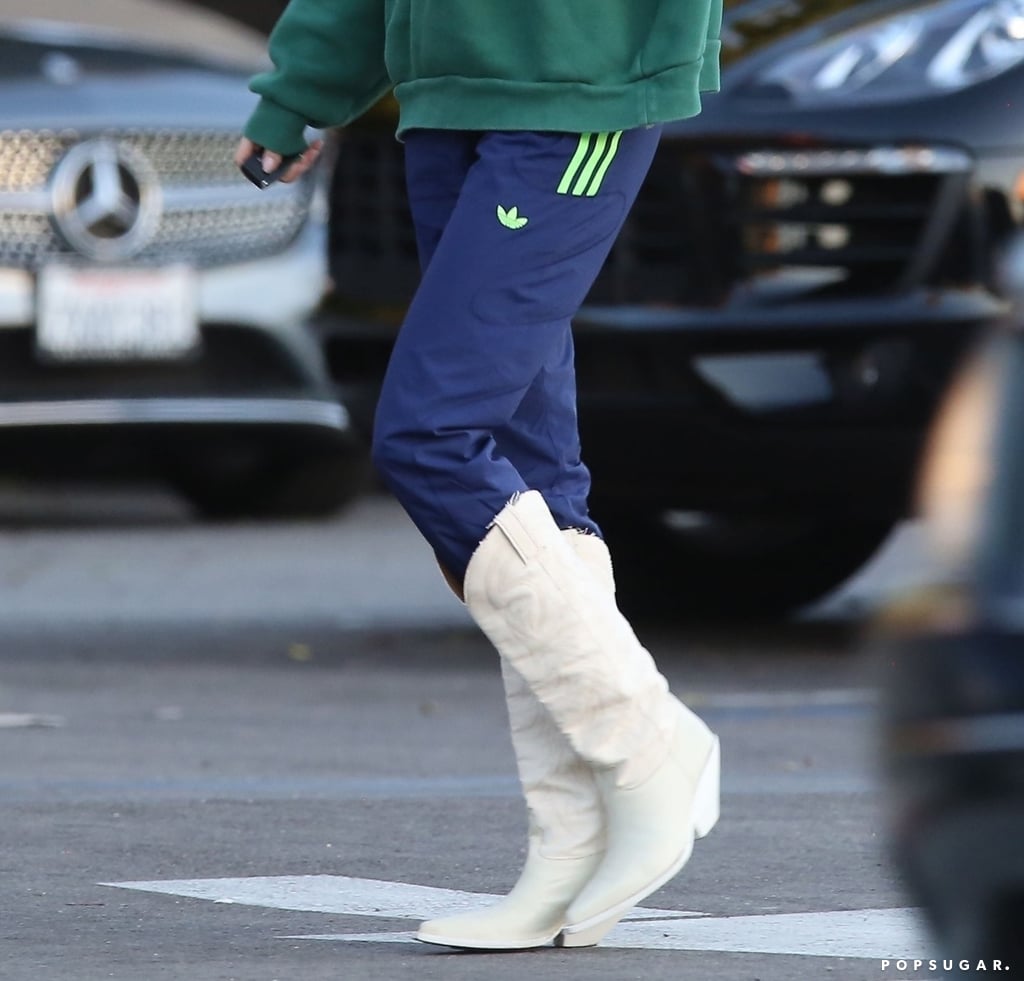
[50,139,162,261]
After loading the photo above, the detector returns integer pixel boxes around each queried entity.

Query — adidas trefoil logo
[497,204,529,230]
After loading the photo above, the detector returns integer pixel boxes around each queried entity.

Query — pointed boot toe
[415,849,603,950]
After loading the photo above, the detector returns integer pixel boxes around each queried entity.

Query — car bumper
[0,222,360,477]
[573,289,999,511]
[0,395,359,480]
[0,396,347,430]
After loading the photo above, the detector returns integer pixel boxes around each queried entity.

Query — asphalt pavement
[0,485,951,981]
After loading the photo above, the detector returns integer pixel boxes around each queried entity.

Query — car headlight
[747,0,1024,105]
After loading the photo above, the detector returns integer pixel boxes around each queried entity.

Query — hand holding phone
[239,148,301,189]
[235,136,323,190]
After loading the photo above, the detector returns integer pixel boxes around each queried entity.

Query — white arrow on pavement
[102,874,699,920]
[102,874,934,960]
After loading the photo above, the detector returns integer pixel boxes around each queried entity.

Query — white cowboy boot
[416,530,615,950]
[462,491,719,949]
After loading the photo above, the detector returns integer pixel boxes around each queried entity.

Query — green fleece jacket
[245,0,723,156]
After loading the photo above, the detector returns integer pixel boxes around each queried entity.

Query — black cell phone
[239,148,301,189]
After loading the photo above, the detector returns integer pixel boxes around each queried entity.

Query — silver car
[0,2,364,517]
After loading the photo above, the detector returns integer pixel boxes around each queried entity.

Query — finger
[280,146,321,184]
[279,161,309,183]
[234,137,256,167]
[261,150,282,173]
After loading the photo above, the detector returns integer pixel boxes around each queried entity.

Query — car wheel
[174,453,370,521]
[595,509,896,620]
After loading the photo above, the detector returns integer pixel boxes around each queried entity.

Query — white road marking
[102,874,934,960]
[582,907,932,958]
[100,874,700,920]
[0,711,64,728]
[284,908,932,959]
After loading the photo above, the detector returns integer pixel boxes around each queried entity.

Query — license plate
[36,264,199,362]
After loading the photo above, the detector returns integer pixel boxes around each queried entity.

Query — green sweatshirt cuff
[243,99,311,156]
[698,40,722,93]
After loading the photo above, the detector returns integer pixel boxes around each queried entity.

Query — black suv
[316,0,1021,615]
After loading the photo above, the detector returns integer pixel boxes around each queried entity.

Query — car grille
[326,130,978,309]
[0,129,311,270]
[595,143,977,305]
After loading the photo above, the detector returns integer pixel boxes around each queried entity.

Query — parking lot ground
[0,487,945,981]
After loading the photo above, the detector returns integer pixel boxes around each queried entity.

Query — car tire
[595,510,896,621]
[174,453,370,521]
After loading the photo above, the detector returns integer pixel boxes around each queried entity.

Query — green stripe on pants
[557,132,624,196]
[584,131,623,197]
[556,133,593,195]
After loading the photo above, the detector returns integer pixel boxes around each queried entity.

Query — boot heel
[555,917,615,948]
[692,736,720,839]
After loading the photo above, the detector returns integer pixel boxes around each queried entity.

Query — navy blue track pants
[372,127,662,581]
